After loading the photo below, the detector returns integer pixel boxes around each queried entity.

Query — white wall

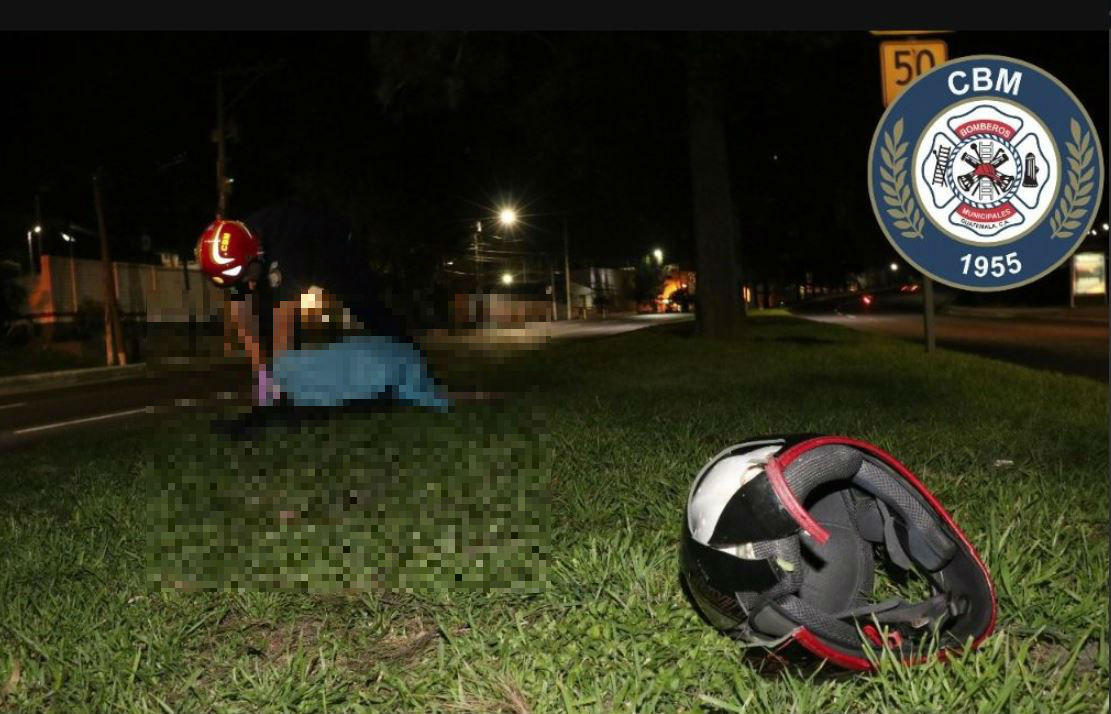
[16,255,224,323]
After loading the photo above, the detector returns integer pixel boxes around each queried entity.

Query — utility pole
[93,172,127,366]
[473,221,483,293]
[182,257,196,356]
[563,215,573,320]
[213,60,285,219]
[216,69,229,218]
[873,32,947,354]
[549,259,557,321]
[34,193,42,263]
[473,221,483,326]
[62,234,78,313]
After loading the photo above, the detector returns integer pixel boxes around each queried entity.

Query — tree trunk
[686,45,745,338]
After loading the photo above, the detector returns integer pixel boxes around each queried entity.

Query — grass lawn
[0,314,1106,713]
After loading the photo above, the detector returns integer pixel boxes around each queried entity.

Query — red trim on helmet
[862,624,903,649]
[793,628,872,670]
[793,627,933,670]
[777,436,997,652]
[764,456,830,544]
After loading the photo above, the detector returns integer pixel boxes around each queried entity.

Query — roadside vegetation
[1,314,1105,713]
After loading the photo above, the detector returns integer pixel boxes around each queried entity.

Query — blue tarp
[272,336,450,411]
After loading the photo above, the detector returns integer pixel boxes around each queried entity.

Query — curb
[0,362,153,398]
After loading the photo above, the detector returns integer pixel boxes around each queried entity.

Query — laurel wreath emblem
[1049,119,1096,240]
[879,118,925,239]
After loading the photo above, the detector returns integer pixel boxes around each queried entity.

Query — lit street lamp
[62,233,79,312]
[890,262,899,272]
[26,224,42,274]
[473,207,524,294]
[478,204,573,321]
[653,248,664,265]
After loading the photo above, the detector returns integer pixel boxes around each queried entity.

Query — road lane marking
[14,407,153,435]
[0,402,26,410]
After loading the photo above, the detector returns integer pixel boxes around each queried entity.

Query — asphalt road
[0,314,694,452]
[800,312,1108,381]
[0,364,250,453]
[1,309,1099,452]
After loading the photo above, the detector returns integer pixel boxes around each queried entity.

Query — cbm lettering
[947,68,1022,96]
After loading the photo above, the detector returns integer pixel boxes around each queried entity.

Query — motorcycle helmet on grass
[680,434,996,671]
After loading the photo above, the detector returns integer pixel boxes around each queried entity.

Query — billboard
[1072,252,1106,296]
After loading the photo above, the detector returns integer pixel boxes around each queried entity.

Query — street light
[61,233,79,312]
[890,262,899,271]
[481,203,572,320]
[26,225,42,274]
[1102,223,1109,232]
[653,248,664,264]
[501,272,514,286]
[473,208,520,291]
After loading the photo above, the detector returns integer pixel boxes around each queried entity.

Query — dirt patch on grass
[434,676,532,714]
[1000,626,1104,680]
[370,620,440,662]
[1028,639,1102,678]
[340,615,470,673]
[246,619,327,665]
[199,603,468,681]
[199,610,332,668]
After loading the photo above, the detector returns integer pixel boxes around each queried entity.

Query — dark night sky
[0,32,1105,287]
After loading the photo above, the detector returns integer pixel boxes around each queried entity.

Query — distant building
[571,266,637,316]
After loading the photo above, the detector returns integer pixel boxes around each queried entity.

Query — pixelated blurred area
[131,211,569,597]
[143,290,553,407]
[146,402,549,592]
[145,282,551,592]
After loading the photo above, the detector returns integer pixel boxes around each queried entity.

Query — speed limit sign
[880,40,948,106]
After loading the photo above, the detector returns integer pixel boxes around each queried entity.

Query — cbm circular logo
[868,55,1104,291]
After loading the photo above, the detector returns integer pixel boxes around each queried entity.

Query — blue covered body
[272,336,450,411]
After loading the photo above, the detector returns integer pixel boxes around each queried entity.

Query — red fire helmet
[195,220,262,287]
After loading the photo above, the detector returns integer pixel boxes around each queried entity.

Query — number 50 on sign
[880,40,948,106]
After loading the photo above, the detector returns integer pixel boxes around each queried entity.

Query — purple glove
[256,367,279,407]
